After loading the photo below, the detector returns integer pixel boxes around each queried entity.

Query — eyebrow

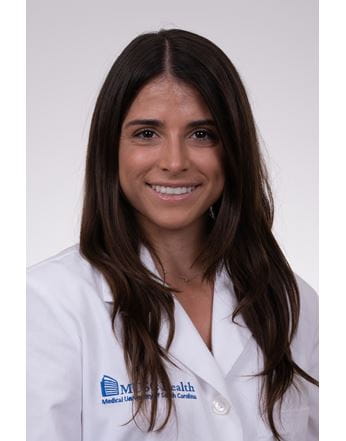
[124,118,216,129]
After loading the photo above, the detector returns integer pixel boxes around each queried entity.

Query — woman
[27,29,318,441]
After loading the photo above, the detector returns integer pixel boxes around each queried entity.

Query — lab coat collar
[99,245,166,302]
[99,244,252,395]
[99,244,168,302]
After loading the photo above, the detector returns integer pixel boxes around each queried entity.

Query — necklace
[162,268,201,284]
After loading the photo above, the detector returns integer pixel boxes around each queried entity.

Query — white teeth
[150,185,197,195]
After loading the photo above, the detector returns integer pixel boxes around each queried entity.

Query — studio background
[27,0,318,291]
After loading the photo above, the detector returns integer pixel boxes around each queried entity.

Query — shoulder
[28,244,90,279]
[27,244,104,309]
[294,273,318,328]
[291,273,319,368]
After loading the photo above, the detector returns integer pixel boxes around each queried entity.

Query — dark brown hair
[80,29,317,440]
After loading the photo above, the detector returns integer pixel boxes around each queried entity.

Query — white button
[212,396,230,415]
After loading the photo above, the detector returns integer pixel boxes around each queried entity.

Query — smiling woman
[27,29,318,441]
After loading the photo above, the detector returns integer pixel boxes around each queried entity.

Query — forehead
[124,75,212,119]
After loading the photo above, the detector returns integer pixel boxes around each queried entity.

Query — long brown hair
[80,29,317,440]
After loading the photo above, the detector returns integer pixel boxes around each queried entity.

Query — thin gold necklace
[162,268,201,284]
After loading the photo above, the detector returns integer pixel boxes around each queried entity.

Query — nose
[158,136,190,173]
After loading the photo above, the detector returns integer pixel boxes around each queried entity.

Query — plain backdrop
[27,0,318,291]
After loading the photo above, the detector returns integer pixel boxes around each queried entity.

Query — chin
[145,213,206,232]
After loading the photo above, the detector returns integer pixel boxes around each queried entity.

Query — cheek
[213,151,225,182]
[118,152,129,191]
[119,147,135,194]
[118,148,153,191]
[214,173,225,200]
[119,148,145,180]
[208,157,225,197]
[196,153,225,183]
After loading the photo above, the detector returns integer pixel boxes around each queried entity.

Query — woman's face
[118,75,225,235]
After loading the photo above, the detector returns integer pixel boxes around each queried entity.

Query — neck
[138,217,208,280]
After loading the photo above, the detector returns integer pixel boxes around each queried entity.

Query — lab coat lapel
[139,245,231,397]
[99,245,253,396]
[159,296,230,398]
[211,268,253,377]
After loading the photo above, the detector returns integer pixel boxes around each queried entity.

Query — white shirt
[27,244,318,441]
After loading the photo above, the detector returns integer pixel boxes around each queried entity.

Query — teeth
[150,185,197,195]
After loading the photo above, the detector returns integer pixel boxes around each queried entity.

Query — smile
[146,183,201,204]
[148,184,198,195]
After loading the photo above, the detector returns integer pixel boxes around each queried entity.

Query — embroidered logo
[101,375,120,397]
[100,375,197,405]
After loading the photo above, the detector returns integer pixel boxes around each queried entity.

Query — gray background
[27,0,318,291]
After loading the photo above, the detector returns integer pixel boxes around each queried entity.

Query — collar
[99,244,167,303]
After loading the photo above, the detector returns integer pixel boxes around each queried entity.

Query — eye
[134,129,157,139]
[191,129,217,141]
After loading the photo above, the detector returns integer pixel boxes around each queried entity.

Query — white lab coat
[27,244,318,441]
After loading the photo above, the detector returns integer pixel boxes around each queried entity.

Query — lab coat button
[212,396,230,415]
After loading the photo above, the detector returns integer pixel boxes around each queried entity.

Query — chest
[173,281,214,351]
[78,288,312,441]
[81,311,311,441]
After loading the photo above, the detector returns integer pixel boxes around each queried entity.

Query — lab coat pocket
[257,407,310,440]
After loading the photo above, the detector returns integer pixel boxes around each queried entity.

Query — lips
[146,182,201,201]
[149,184,197,195]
